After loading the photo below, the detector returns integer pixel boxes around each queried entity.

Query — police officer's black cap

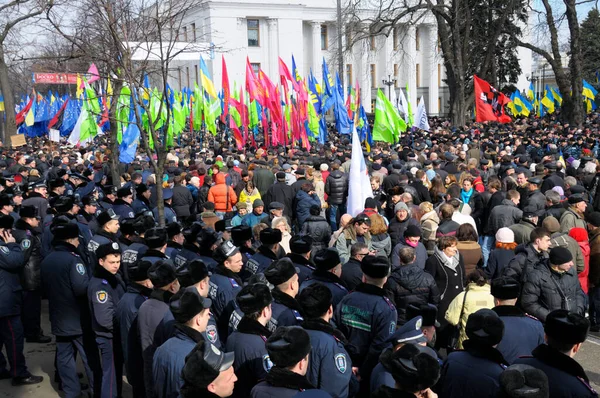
[264,258,297,286]
[266,326,311,368]
[361,255,390,279]
[406,303,440,328]
[147,260,177,288]
[0,215,13,229]
[19,205,37,219]
[119,218,136,236]
[313,248,340,271]
[260,227,282,245]
[180,341,234,393]
[145,227,168,249]
[231,225,252,245]
[528,177,542,186]
[134,214,155,234]
[214,240,239,263]
[128,259,153,282]
[465,308,504,346]
[117,187,133,198]
[52,222,79,240]
[491,276,521,300]
[499,364,549,398]
[297,283,332,319]
[379,344,440,391]
[135,183,149,195]
[96,242,122,260]
[199,228,222,248]
[568,193,585,205]
[177,259,209,288]
[102,185,117,195]
[289,234,313,254]
[97,209,120,227]
[544,309,589,344]
[53,196,74,213]
[81,196,98,207]
[167,222,183,238]
[170,286,212,324]
[236,283,272,315]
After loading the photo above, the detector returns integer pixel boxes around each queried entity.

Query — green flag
[406,83,414,126]
[373,89,406,143]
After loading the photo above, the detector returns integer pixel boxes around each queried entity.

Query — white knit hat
[495,227,514,244]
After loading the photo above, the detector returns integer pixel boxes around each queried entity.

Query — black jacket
[13,218,42,291]
[388,216,419,248]
[172,184,194,218]
[409,180,431,205]
[501,243,547,282]
[341,258,363,292]
[300,215,331,253]
[263,182,295,218]
[325,170,348,205]
[541,173,565,194]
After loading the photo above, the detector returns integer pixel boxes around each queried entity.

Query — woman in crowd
[485,227,517,280]
[456,223,482,277]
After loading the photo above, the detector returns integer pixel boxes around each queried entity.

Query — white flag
[67,106,87,145]
[415,96,430,131]
[49,129,61,143]
[347,126,374,217]
[398,88,409,119]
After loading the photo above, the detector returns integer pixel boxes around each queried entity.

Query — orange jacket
[208,173,237,212]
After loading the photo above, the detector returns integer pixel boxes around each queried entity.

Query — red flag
[246,58,265,106]
[473,75,511,123]
[278,57,300,94]
[48,98,69,129]
[222,55,230,122]
[15,95,34,125]
[229,116,243,150]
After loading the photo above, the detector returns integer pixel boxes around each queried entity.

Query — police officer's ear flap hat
[183,222,203,244]
[236,283,272,315]
[181,340,234,394]
[380,344,440,393]
[297,283,332,319]
[465,308,505,346]
[264,258,297,286]
[361,255,390,279]
[19,205,37,219]
[177,259,209,288]
[406,304,440,328]
[97,209,120,227]
[0,194,12,208]
[289,234,313,254]
[266,326,311,368]
[145,227,168,249]
[49,178,65,188]
[96,242,122,260]
[120,218,136,236]
[544,309,589,345]
[231,225,252,245]
[117,187,132,199]
[499,364,549,398]
[0,215,13,229]
[53,196,74,213]
[214,240,239,264]
[313,248,340,271]
[198,228,222,248]
[260,227,282,245]
[166,222,183,238]
[147,260,177,288]
[134,215,155,234]
[129,260,153,282]
[52,222,79,240]
[491,277,521,300]
[170,286,212,324]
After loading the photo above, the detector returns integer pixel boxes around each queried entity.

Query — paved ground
[2,302,600,397]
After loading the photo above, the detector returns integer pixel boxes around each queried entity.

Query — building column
[266,18,279,78]
[310,21,322,79]
[405,25,417,116]
[427,24,439,115]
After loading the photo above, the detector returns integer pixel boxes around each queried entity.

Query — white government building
[167,0,531,117]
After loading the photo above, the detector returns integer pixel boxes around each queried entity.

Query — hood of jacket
[420,210,440,224]
[330,170,344,179]
[214,173,226,185]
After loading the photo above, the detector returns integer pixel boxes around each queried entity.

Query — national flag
[541,87,555,114]
[292,55,302,85]
[24,91,37,127]
[200,56,218,98]
[550,87,562,106]
[583,80,598,99]
[48,98,69,129]
[415,96,430,131]
[87,63,100,84]
[527,82,535,101]
[0,94,5,112]
[373,89,406,143]
[308,70,322,114]
[15,94,33,125]
[222,55,231,122]
[119,97,141,164]
[473,75,512,123]
[347,125,374,216]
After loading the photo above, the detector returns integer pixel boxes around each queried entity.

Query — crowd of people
[0,115,600,398]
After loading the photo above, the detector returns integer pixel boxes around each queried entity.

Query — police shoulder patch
[0,246,9,254]
[262,354,273,372]
[96,290,108,304]
[21,239,31,250]
[206,324,218,343]
[334,353,348,373]
[389,321,396,335]
[76,263,86,275]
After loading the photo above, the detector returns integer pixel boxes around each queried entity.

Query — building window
[194,65,199,84]
[183,26,188,42]
[371,99,376,113]
[186,67,190,88]
[346,64,353,86]
[191,23,196,41]
[248,19,260,47]
[415,27,420,51]
[438,97,442,112]
[437,64,441,86]
[370,64,376,89]
[369,35,376,51]
[251,63,260,76]
[321,25,328,50]
[393,27,398,51]
[416,64,420,87]
[393,64,399,88]
[178,68,182,89]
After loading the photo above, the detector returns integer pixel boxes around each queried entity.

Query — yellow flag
[107,77,113,108]
[76,74,84,98]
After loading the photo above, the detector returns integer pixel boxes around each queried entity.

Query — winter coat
[300,215,332,254]
[388,216,419,247]
[445,283,495,349]
[589,229,600,287]
[481,191,505,235]
[172,184,194,218]
[208,173,237,212]
[420,210,439,255]
[335,226,372,264]
[541,173,565,194]
[0,241,25,318]
[574,237,590,294]
[510,219,537,245]
[485,247,516,280]
[341,258,363,292]
[263,181,295,218]
[456,241,483,278]
[523,189,546,217]
[486,199,523,235]
[436,218,460,238]
[559,208,587,233]
[371,233,392,258]
[520,259,586,322]
[501,243,548,283]
[549,232,585,275]
[391,240,428,269]
[384,264,440,325]
[295,190,322,228]
[252,168,275,197]
[13,218,42,291]
[409,180,431,205]
[324,170,348,205]
[239,188,261,208]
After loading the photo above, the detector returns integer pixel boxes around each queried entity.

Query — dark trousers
[590,287,600,326]
[96,336,123,398]
[22,290,42,338]
[0,315,28,378]
[56,334,101,398]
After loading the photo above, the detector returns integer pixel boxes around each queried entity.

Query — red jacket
[569,228,590,294]
[208,173,237,212]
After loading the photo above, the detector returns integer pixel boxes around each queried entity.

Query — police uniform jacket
[21,192,49,221]
[40,242,90,336]
[155,309,221,350]
[112,199,136,219]
[41,214,93,260]
[0,241,26,317]
[98,198,114,212]
[13,218,42,291]
[120,240,148,273]
[285,253,315,285]
[87,230,120,272]
[225,317,272,398]
[250,367,318,398]
[115,282,152,366]
[301,270,348,309]
[492,305,544,364]
[370,360,395,392]
[198,255,218,274]
[88,265,126,338]
[303,318,353,398]
[209,264,243,322]
[152,205,177,225]
[165,241,183,260]
[132,198,151,215]
[514,344,597,398]
[140,248,170,265]
[270,289,304,328]
[246,246,279,276]
[174,243,202,269]
[152,324,204,398]
[439,340,508,398]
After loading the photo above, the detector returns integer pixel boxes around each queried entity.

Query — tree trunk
[565,0,584,125]
[0,46,16,143]
[108,77,123,186]
[155,151,167,226]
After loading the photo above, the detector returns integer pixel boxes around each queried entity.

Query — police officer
[133,183,152,215]
[115,259,153,398]
[113,187,136,219]
[49,178,66,199]
[137,260,181,398]
[515,309,597,397]
[285,235,315,284]
[153,287,212,398]
[165,222,184,259]
[179,340,236,398]
[264,258,304,328]
[225,283,273,398]
[21,180,49,220]
[251,326,319,397]
[301,248,348,309]
[491,277,544,364]
[88,209,120,273]
[174,223,204,269]
[98,186,117,212]
[196,228,222,272]
[298,283,354,398]
[209,240,243,325]
[78,196,99,234]
[120,215,153,272]
[153,188,178,224]
[40,222,101,397]
[140,227,171,265]
[246,228,281,276]
[42,196,93,258]
[334,255,396,390]
[88,243,126,398]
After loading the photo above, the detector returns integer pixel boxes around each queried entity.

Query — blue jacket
[209,266,243,322]
[87,231,120,273]
[270,289,304,328]
[88,266,126,338]
[173,243,201,269]
[112,199,136,219]
[153,205,178,225]
[241,211,265,229]
[370,361,395,392]
[515,344,597,398]
[156,309,221,349]
[301,270,348,309]
[132,198,151,215]
[285,253,315,285]
[121,241,148,274]
[165,242,183,261]
[295,190,321,228]
[41,214,93,259]
[250,368,321,398]
[492,306,544,364]
[0,241,26,317]
[439,341,508,398]
[152,325,201,398]
[40,242,90,336]
[139,249,171,265]
[246,246,279,276]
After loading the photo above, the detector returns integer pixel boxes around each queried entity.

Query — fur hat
[53,196,74,213]
[289,235,313,254]
[544,309,589,344]
[406,304,439,328]
[231,225,252,245]
[167,222,183,239]
[145,227,168,249]
[587,212,600,228]
[380,344,440,392]
[19,205,37,219]
[128,259,153,282]
[499,364,549,398]
[176,259,209,288]
[169,286,212,324]
[117,187,133,198]
[119,219,136,236]
[236,283,272,315]
[361,255,390,279]
[264,258,297,286]
[96,242,122,260]
[0,215,14,229]
[52,222,79,240]
[298,283,332,319]
[313,248,341,271]
[465,309,504,346]
[97,209,120,227]
[491,277,521,300]
[147,260,177,288]
[180,341,234,395]
[260,228,282,245]
[266,326,311,368]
